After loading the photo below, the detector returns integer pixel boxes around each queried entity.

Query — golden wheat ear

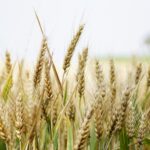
[76,54,82,82]
[106,106,118,137]
[77,47,88,98]
[0,117,10,143]
[95,60,103,86]
[74,103,94,150]
[52,101,58,127]
[5,51,12,75]
[94,90,103,140]
[15,93,24,140]
[33,38,47,89]
[136,112,147,148]
[126,102,135,138]
[41,59,54,120]
[63,24,84,73]
[115,86,131,131]
[109,59,117,106]
[135,63,142,85]
[44,59,54,102]
[109,59,116,86]
[67,100,76,122]
[95,60,106,98]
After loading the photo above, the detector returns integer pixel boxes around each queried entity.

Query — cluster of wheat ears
[0,20,150,150]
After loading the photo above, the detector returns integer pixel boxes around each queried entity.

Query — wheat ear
[33,38,47,88]
[63,24,84,73]
[135,63,142,85]
[15,93,24,140]
[74,104,94,150]
[5,51,12,75]
[77,48,88,98]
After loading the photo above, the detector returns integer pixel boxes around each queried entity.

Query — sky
[0,0,150,64]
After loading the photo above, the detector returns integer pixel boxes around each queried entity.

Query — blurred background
[0,0,150,65]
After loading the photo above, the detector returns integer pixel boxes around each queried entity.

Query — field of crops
[0,22,150,150]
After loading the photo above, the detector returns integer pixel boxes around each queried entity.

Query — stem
[24,141,29,150]
[95,139,99,150]
[19,141,22,150]
[105,135,113,150]
[35,134,40,150]
[6,143,10,150]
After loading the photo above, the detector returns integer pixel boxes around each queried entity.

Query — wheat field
[0,22,150,150]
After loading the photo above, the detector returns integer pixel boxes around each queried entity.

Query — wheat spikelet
[78,70,85,99]
[135,63,142,85]
[60,119,68,150]
[42,59,54,120]
[77,48,88,98]
[52,101,58,127]
[8,98,16,127]
[95,60,103,86]
[136,113,147,148]
[82,47,88,65]
[68,101,76,122]
[41,103,48,121]
[28,90,44,143]
[5,51,12,75]
[63,24,84,73]
[106,106,118,137]
[4,105,14,147]
[33,37,47,88]
[110,82,116,104]
[109,59,116,106]
[76,54,82,82]
[109,59,116,86]
[95,60,106,98]
[94,91,103,139]
[44,59,54,103]
[0,117,9,142]
[107,82,116,123]
[28,103,37,143]
[27,97,36,128]
[74,104,94,150]
[115,87,130,131]
[15,93,24,140]
[125,102,135,138]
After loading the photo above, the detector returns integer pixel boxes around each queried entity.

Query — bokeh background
[0,0,150,65]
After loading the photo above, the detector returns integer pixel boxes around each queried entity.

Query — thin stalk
[95,139,100,150]
[104,135,113,150]
[19,141,22,150]
[35,134,40,150]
